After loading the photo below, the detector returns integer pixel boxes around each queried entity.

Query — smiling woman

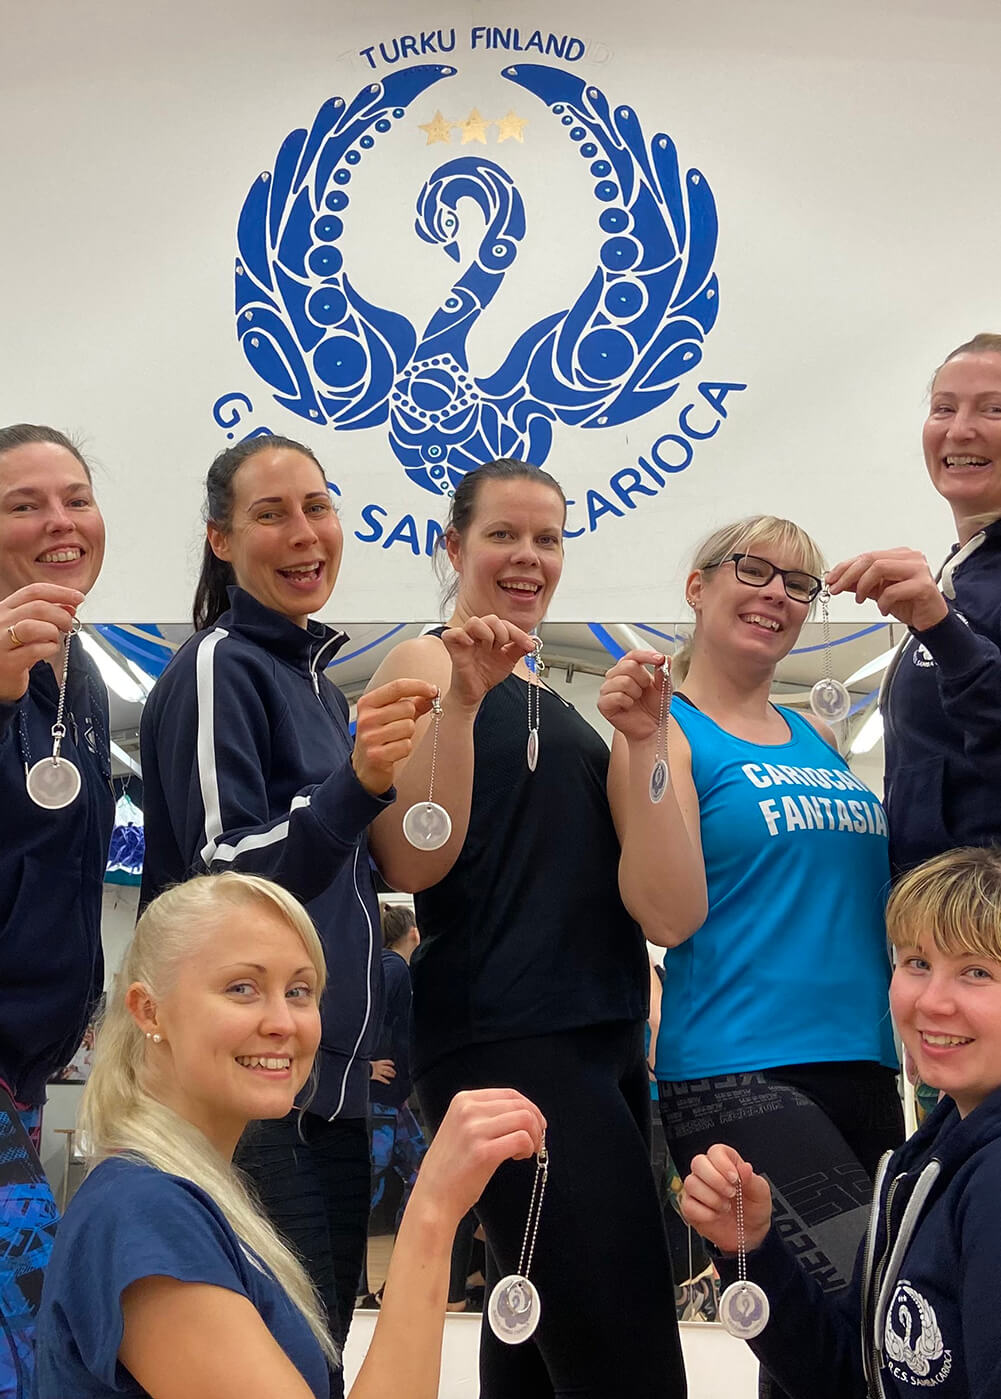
[364,458,688,1399]
[681,846,1001,1399]
[828,333,1001,875]
[32,872,546,1399]
[0,423,114,1398]
[606,514,902,1399]
[138,433,440,1387]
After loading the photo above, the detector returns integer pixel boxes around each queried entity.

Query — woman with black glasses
[598,515,902,1399]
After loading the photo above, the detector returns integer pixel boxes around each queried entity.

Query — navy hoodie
[0,647,113,1107]
[718,1088,1001,1397]
[139,588,391,1120]
[370,947,413,1109]
[883,520,1001,875]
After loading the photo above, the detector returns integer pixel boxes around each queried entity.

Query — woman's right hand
[681,1144,773,1254]
[597,649,669,743]
[0,584,83,702]
[441,615,536,711]
[352,678,440,795]
[414,1089,546,1228]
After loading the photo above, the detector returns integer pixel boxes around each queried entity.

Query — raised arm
[828,547,1001,756]
[366,618,533,892]
[0,583,82,732]
[142,638,434,905]
[599,650,707,946]
[682,1144,868,1399]
[351,1088,545,1399]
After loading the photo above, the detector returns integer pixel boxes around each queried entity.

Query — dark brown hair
[0,424,93,482]
[381,903,416,949]
[433,458,566,608]
[192,434,326,632]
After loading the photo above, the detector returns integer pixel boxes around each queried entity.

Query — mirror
[43,619,898,1320]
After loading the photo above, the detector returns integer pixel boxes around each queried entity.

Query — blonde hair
[79,873,338,1365]
[887,847,1001,962]
[672,515,825,683]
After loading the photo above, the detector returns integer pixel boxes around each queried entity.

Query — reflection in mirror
[60,619,897,1325]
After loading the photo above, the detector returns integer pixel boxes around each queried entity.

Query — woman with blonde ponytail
[33,872,546,1399]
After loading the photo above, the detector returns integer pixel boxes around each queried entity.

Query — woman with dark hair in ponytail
[365,458,691,1399]
[139,434,491,1391]
[0,424,113,1398]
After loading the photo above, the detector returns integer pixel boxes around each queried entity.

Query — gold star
[458,108,491,144]
[418,110,454,145]
[496,110,528,143]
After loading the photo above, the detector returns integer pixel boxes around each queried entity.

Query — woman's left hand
[440,615,536,711]
[826,548,948,632]
[597,650,669,743]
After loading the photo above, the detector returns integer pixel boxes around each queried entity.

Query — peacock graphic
[235,62,720,498]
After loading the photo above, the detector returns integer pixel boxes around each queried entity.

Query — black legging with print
[659,1060,903,1399]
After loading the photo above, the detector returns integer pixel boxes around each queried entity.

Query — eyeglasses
[704,553,822,604]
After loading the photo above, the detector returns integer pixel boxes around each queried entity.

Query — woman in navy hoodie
[139,434,456,1389]
[683,845,1001,1398]
[0,424,113,1398]
[828,333,1001,875]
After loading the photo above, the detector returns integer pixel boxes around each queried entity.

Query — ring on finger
[7,624,25,649]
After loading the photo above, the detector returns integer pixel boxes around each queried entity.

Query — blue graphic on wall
[235,62,719,497]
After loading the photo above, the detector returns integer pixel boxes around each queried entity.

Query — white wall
[345,1312,758,1398]
[4,0,990,621]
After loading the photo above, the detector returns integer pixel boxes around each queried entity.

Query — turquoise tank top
[655,698,897,1080]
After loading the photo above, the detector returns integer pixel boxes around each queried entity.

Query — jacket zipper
[860,1151,894,1399]
[327,844,376,1121]
[310,632,345,702]
[861,1156,943,1398]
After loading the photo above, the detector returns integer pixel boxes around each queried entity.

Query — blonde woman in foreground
[33,873,545,1399]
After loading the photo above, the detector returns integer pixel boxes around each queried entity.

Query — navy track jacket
[717,1087,1001,1396]
[883,519,1001,875]
[139,588,391,1120]
[0,648,113,1106]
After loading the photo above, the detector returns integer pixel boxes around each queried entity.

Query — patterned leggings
[0,1085,58,1399]
[659,1060,903,1399]
[369,1101,427,1231]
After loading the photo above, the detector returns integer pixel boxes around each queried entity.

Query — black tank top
[412,670,648,1077]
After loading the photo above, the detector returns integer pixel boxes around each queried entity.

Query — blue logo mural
[235,62,720,498]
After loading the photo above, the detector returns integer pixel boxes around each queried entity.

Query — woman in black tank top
[366,459,688,1399]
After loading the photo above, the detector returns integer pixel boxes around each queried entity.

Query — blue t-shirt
[34,1157,330,1398]
[655,699,897,1081]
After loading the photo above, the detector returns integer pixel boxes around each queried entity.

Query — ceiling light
[850,709,884,755]
[604,624,648,654]
[126,659,156,694]
[843,645,900,688]
[109,740,142,778]
[79,632,147,704]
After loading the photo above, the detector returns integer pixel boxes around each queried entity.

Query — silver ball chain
[654,660,672,766]
[425,688,443,805]
[527,636,544,738]
[516,1139,548,1281]
[50,628,75,761]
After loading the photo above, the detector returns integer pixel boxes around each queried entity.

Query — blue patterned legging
[0,1085,58,1399]
[369,1101,427,1231]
